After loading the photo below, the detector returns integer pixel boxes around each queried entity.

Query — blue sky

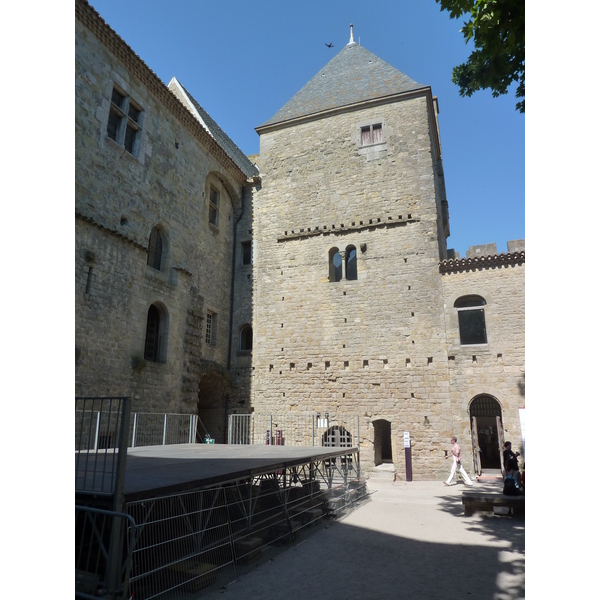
[89,0,524,259]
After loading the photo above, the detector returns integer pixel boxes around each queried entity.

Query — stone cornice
[77,212,194,276]
[277,214,419,242]
[76,211,148,251]
[76,0,248,186]
[439,251,525,274]
[256,87,430,133]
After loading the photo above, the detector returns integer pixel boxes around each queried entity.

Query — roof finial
[348,23,355,45]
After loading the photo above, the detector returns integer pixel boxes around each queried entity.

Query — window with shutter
[360,123,384,146]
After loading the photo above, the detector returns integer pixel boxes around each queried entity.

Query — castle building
[75,1,524,479]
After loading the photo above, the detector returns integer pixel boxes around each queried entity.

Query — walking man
[444,436,474,486]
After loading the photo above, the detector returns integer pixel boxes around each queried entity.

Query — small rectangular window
[128,103,141,123]
[111,88,126,109]
[372,124,383,144]
[124,125,137,153]
[107,110,121,141]
[241,241,252,265]
[206,311,217,345]
[361,127,371,146]
[209,187,219,227]
[360,123,383,146]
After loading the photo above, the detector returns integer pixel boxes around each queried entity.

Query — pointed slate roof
[258,42,427,129]
[169,78,259,178]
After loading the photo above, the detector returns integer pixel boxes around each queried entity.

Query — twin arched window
[329,246,358,282]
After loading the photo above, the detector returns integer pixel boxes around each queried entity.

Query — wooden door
[471,416,481,476]
[496,415,506,474]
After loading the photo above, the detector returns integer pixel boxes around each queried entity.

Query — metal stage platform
[76,443,361,503]
[76,411,368,600]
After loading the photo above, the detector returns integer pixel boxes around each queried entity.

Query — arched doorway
[197,372,230,444]
[373,419,393,466]
[322,426,353,467]
[322,425,353,448]
[469,395,504,475]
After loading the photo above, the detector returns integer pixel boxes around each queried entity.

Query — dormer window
[361,123,383,146]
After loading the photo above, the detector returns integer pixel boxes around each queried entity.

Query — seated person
[503,457,523,495]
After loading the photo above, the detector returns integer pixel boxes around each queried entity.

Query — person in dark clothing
[503,441,520,467]
[503,457,523,495]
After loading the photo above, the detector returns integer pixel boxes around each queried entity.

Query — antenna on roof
[348,23,355,45]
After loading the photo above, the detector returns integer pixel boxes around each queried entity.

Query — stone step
[367,469,396,482]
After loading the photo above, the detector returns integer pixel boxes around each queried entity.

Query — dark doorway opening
[373,419,393,466]
[197,372,230,444]
[469,395,503,475]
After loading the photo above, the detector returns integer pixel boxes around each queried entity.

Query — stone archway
[197,371,231,444]
[373,419,393,466]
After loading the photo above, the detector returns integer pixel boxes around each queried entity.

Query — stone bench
[462,490,525,516]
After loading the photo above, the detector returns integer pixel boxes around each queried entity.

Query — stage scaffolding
[76,399,369,599]
[126,447,367,600]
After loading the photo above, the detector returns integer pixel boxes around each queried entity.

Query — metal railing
[126,448,367,599]
[228,413,360,449]
[75,397,131,500]
[75,505,139,600]
[130,413,198,447]
[76,411,198,450]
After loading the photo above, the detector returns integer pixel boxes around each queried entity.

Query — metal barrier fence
[75,505,139,600]
[75,397,131,499]
[76,410,198,450]
[130,413,198,447]
[228,413,360,448]
[126,448,367,599]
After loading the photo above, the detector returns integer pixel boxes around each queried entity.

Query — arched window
[346,245,357,280]
[454,295,487,345]
[147,226,163,270]
[144,303,168,362]
[329,248,342,282]
[240,325,253,352]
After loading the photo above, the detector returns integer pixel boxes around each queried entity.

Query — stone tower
[252,32,454,476]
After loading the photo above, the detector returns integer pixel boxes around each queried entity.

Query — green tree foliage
[436,0,525,112]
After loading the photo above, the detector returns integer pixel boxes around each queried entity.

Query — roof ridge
[171,79,259,178]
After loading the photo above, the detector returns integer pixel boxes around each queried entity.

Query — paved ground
[203,478,525,600]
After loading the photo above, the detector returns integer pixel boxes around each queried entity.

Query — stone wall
[75,1,525,480]
[440,252,526,470]
[253,94,456,478]
[75,17,246,414]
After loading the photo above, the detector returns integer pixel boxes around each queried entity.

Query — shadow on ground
[203,506,525,600]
